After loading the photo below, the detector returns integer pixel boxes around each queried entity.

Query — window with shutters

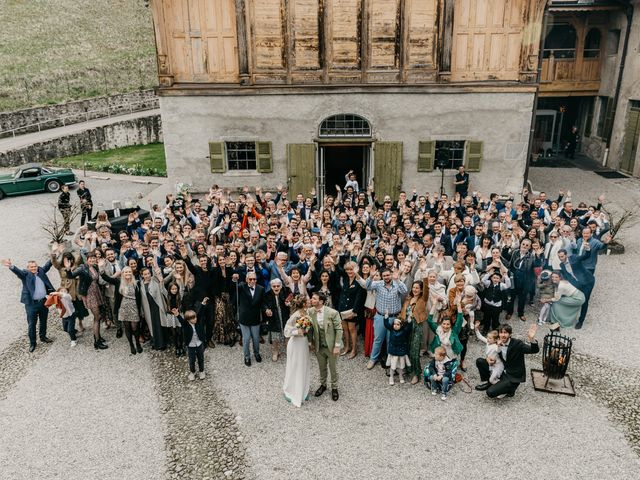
[435,141,465,169]
[226,141,257,170]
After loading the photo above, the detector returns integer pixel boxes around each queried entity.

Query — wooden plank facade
[150,0,547,87]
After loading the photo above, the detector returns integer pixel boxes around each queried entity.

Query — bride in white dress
[283,296,311,407]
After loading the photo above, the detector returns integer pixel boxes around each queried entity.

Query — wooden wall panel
[451,0,525,81]
[369,0,400,69]
[406,0,437,69]
[291,0,321,70]
[328,0,361,70]
[249,0,286,71]
[161,0,238,83]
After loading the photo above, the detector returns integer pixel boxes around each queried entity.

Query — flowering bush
[99,163,164,177]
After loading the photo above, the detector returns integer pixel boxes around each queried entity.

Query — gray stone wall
[160,90,534,196]
[607,0,640,175]
[0,90,158,138]
[0,114,162,167]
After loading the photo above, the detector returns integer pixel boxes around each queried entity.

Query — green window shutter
[584,98,595,138]
[603,97,616,143]
[417,141,435,171]
[464,141,483,172]
[209,142,226,173]
[256,141,273,172]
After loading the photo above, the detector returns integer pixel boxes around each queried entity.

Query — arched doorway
[318,114,373,198]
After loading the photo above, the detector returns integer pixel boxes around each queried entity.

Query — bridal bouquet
[295,315,313,336]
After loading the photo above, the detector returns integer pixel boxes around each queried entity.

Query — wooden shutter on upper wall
[248,0,287,82]
[464,141,483,172]
[369,0,401,71]
[328,0,361,80]
[163,0,238,83]
[291,0,322,81]
[451,0,525,81]
[417,141,435,171]
[405,0,438,81]
[209,142,226,173]
[257,142,273,172]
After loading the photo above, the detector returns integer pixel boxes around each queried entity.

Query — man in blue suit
[557,249,595,329]
[2,258,55,352]
[572,227,610,275]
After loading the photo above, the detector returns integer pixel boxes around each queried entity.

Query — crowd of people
[2,165,612,403]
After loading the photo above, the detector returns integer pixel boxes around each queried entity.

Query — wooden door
[374,142,403,200]
[287,144,316,198]
[621,105,640,174]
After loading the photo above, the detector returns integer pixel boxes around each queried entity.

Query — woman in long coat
[138,263,168,350]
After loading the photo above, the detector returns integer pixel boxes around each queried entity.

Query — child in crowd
[384,317,411,385]
[426,346,454,400]
[461,285,481,329]
[480,270,511,334]
[175,299,208,381]
[45,288,77,347]
[474,323,504,384]
[344,170,359,192]
[537,270,555,325]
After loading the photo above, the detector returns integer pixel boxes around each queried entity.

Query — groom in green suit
[308,292,343,401]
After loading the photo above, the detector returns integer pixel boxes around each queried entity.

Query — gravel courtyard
[0,167,639,480]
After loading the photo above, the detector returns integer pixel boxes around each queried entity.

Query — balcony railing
[541,49,602,87]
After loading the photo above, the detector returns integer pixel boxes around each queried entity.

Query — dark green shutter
[417,141,435,171]
[209,142,225,173]
[374,142,403,200]
[603,97,616,144]
[464,141,483,172]
[256,141,273,172]
[584,98,595,138]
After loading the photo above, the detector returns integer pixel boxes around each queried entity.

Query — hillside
[0,0,157,111]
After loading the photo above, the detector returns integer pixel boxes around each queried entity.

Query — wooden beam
[235,0,250,85]
[360,0,369,82]
[438,0,454,79]
[322,0,331,83]
[149,0,173,87]
[318,0,326,79]
[284,0,293,84]
[398,0,409,82]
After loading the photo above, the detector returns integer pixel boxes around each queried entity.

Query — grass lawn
[50,143,166,177]
[0,0,156,111]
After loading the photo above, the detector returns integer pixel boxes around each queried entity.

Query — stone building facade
[150,0,547,199]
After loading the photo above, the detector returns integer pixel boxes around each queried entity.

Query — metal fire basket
[531,331,576,396]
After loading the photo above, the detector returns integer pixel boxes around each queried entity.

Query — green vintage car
[0,163,77,199]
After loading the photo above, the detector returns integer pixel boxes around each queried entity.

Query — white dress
[282,311,311,407]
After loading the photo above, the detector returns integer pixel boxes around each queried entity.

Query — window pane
[320,114,371,137]
[435,141,466,169]
[225,142,257,170]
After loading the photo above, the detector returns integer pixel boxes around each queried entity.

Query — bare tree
[42,203,81,244]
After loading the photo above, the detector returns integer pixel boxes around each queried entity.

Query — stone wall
[0,90,159,138]
[159,90,534,196]
[607,0,640,176]
[0,114,162,167]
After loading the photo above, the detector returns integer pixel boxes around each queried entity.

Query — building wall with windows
[607,0,640,175]
[149,0,547,195]
[161,89,533,196]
